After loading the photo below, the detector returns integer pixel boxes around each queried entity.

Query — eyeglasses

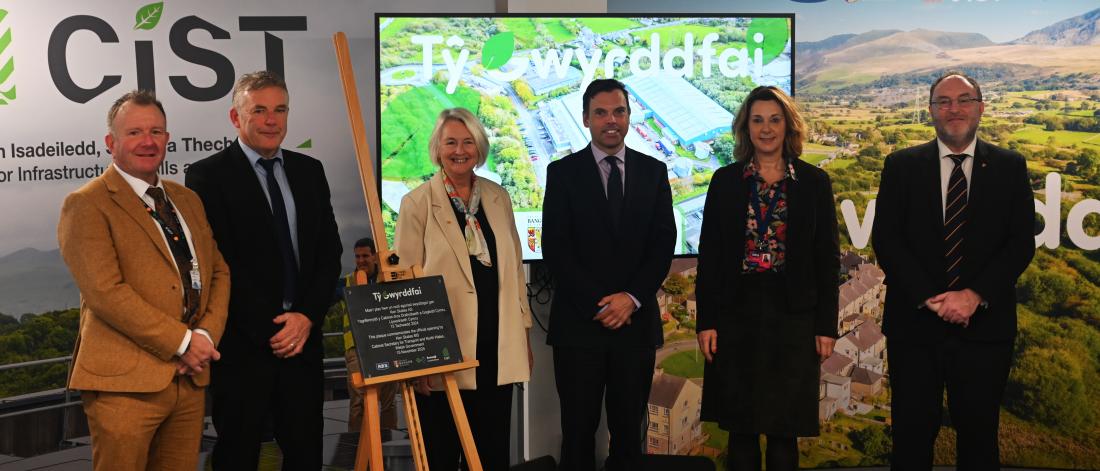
[931,96,982,109]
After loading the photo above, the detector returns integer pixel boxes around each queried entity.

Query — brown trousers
[83,377,205,471]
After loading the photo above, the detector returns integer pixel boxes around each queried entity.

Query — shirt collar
[936,137,977,160]
[114,163,164,197]
[742,157,798,182]
[591,142,626,165]
[239,138,284,168]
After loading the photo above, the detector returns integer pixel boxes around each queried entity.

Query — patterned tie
[605,155,624,230]
[944,154,968,289]
[257,157,298,306]
[145,187,200,325]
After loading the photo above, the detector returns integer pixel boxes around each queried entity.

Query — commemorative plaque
[345,275,462,378]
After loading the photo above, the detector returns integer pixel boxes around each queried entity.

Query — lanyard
[750,178,783,241]
[141,198,194,263]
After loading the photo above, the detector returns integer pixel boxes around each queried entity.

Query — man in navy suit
[185,71,342,470]
[872,71,1035,470]
[541,79,676,471]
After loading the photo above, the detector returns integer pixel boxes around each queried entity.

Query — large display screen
[376,14,794,260]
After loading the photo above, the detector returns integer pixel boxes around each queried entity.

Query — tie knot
[145,186,167,204]
[948,154,967,167]
[258,157,281,172]
[604,155,620,169]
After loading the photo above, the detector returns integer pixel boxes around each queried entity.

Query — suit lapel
[726,163,750,263]
[623,149,640,225]
[785,163,807,251]
[967,139,991,225]
[229,143,277,229]
[921,141,944,227]
[430,174,476,289]
[104,166,174,266]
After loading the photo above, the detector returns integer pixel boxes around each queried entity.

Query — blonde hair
[428,108,489,168]
[732,86,805,162]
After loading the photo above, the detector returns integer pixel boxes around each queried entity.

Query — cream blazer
[394,172,532,389]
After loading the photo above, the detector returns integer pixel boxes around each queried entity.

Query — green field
[640,25,736,52]
[497,18,578,47]
[379,17,415,41]
[703,421,728,450]
[802,153,831,166]
[380,84,482,181]
[578,17,641,34]
[1012,124,1100,149]
[659,350,705,378]
[828,158,856,169]
[538,19,575,42]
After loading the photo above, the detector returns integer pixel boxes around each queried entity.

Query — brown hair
[732,86,805,162]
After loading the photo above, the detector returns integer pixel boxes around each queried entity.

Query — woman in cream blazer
[394,108,532,471]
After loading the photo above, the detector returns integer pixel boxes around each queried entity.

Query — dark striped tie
[944,154,968,288]
[605,156,623,230]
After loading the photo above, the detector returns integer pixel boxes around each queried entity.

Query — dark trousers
[726,433,797,471]
[210,343,324,471]
[420,384,514,471]
[888,336,1013,471]
[553,346,656,471]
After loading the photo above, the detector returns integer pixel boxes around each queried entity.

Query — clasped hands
[176,332,219,375]
[593,292,636,330]
[924,288,982,327]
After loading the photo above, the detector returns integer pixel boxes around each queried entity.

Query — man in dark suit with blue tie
[872,71,1035,470]
[541,79,676,471]
[185,71,342,470]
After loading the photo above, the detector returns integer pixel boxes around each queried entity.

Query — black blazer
[872,139,1035,343]
[185,141,342,352]
[541,145,676,348]
[694,159,841,338]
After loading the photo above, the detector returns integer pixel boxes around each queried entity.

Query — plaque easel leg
[354,379,383,471]
[401,381,429,471]
[443,373,482,471]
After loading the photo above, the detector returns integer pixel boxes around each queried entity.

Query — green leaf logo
[297,138,313,149]
[134,2,164,31]
[0,9,14,105]
[746,18,790,67]
[481,32,515,71]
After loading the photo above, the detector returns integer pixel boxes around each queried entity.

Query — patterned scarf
[443,173,492,267]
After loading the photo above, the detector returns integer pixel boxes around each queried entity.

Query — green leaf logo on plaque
[0,9,15,105]
[134,2,165,31]
[441,347,451,360]
[481,32,515,71]
[746,18,790,66]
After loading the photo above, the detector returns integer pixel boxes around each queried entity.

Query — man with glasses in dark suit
[872,71,1035,470]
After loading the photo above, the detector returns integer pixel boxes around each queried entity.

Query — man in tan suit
[57,90,230,471]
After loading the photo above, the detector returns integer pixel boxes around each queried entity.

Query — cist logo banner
[0,8,15,105]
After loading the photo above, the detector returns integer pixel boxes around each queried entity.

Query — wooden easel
[333,32,483,471]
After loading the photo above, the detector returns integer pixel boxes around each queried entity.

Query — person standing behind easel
[336,237,399,436]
